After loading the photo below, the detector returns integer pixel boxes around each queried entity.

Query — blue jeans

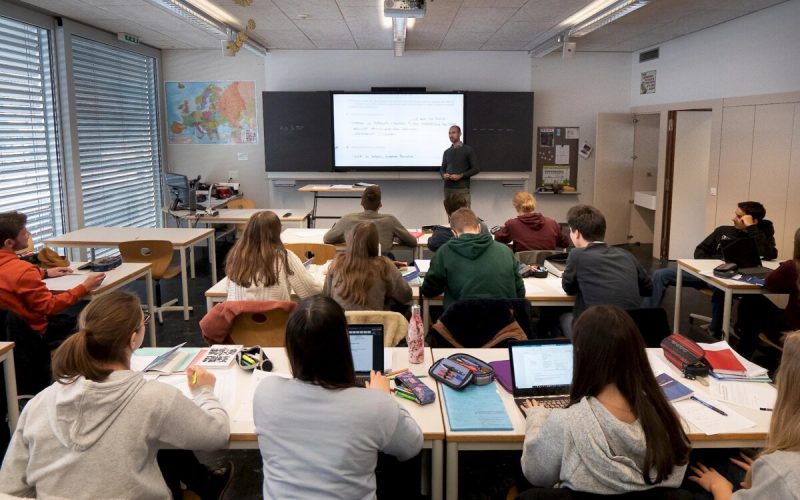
[644,267,723,332]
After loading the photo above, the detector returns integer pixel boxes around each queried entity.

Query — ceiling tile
[352,34,393,49]
[252,28,316,49]
[462,0,527,6]
[272,0,345,20]
[312,38,358,49]
[441,30,494,50]
[295,19,354,40]
[451,7,519,31]
[481,38,530,50]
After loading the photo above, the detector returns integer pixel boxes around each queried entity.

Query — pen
[760,407,773,411]
[241,354,257,364]
[389,375,426,380]
[385,367,409,377]
[691,396,728,416]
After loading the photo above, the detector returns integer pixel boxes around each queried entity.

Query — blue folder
[442,382,513,432]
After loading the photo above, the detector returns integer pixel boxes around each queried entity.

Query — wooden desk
[0,342,18,432]
[46,262,157,347]
[674,259,781,341]
[210,347,444,500]
[415,275,575,330]
[166,208,311,229]
[298,184,367,228]
[432,347,770,500]
[45,227,216,321]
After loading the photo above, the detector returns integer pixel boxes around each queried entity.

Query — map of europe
[166,81,257,145]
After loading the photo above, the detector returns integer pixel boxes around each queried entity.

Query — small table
[281,227,423,258]
[45,227,216,321]
[0,342,19,432]
[674,259,781,341]
[46,262,157,346]
[298,184,367,228]
[165,208,311,229]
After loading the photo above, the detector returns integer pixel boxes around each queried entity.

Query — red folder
[704,348,747,376]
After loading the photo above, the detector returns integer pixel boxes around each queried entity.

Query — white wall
[162,50,268,206]
[532,52,632,221]
[630,1,800,107]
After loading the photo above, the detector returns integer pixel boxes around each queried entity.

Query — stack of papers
[699,341,771,382]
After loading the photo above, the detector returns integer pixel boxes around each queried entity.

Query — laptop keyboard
[515,397,570,416]
[355,374,371,386]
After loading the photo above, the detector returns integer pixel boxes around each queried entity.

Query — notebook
[508,339,573,415]
[348,324,384,386]
[721,238,772,277]
[704,347,748,376]
[656,373,694,402]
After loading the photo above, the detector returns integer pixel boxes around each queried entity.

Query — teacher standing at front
[441,125,480,207]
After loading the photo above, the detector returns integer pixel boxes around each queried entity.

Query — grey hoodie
[521,397,686,494]
[733,450,800,499]
[0,371,229,499]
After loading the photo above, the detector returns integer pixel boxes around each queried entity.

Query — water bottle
[407,304,424,364]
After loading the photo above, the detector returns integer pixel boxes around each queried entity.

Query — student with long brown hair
[324,221,412,310]
[0,292,231,499]
[689,331,800,498]
[226,210,321,301]
[520,305,690,494]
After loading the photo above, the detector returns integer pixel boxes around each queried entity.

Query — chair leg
[156,280,164,325]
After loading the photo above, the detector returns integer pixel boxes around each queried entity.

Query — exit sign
[117,33,141,45]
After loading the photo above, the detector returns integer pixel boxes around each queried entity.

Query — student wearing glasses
[519,305,690,494]
[0,292,231,499]
[253,295,423,499]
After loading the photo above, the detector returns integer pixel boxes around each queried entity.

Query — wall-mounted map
[166,81,257,145]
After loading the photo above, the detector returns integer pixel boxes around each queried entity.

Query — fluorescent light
[529,33,566,58]
[393,17,406,56]
[570,0,649,37]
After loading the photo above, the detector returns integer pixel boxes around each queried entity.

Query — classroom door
[594,113,635,245]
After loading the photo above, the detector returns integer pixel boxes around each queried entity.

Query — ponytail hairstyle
[570,305,691,485]
[52,291,143,383]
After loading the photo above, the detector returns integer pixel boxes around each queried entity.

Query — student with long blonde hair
[689,331,800,499]
[324,221,412,311]
[226,210,321,301]
[0,292,230,498]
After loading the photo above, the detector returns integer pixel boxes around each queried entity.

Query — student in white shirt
[253,295,423,499]
[225,210,321,301]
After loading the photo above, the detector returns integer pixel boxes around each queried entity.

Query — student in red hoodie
[494,192,570,252]
[0,211,105,343]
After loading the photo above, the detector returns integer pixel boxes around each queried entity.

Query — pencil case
[394,371,436,405]
[661,334,709,379]
[429,353,495,389]
[236,346,273,372]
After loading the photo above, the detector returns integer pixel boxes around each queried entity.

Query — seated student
[734,227,800,358]
[226,210,321,301]
[421,207,524,310]
[0,292,231,499]
[323,185,417,254]
[427,192,489,252]
[562,205,652,325]
[324,221,412,311]
[520,305,690,494]
[494,191,570,252]
[253,295,423,499]
[688,330,800,499]
[645,201,778,334]
[0,211,105,344]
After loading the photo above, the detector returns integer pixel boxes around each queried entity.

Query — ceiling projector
[384,0,427,18]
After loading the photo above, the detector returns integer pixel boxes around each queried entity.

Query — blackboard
[263,92,331,172]
[464,92,533,172]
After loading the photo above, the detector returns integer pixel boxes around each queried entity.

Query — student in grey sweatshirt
[689,331,800,499]
[520,305,690,494]
[254,295,423,499]
[0,292,231,499]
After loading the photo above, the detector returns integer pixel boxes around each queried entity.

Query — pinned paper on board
[542,166,570,185]
[539,129,554,147]
[555,145,570,165]
[565,128,579,139]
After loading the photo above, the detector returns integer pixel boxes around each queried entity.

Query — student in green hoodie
[421,207,524,310]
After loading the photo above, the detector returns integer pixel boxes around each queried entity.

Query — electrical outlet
[237,152,248,161]
[228,170,239,181]
[709,187,717,196]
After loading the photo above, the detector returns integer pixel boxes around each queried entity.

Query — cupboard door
[716,106,754,228]
[595,113,634,245]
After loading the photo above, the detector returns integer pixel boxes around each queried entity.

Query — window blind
[0,16,63,247]
[71,36,162,231]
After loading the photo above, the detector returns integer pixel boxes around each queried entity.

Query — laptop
[721,238,772,278]
[508,339,573,415]
[543,252,569,277]
[348,324,385,386]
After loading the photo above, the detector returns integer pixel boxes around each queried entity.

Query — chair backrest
[230,309,291,347]
[284,243,337,264]
[227,197,256,209]
[119,240,175,279]
[517,488,693,500]
[430,298,531,348]
[516,250,561,266]
[345,310,409,346]
[626,307,673,348]
[0,308,51,396]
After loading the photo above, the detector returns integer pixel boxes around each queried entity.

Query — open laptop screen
[509,340,573,397]
[348,324,384,373]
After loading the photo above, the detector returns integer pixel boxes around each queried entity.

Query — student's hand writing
[688,463,734,497]
[187,366,216,389]
[48,266,73,278]
[82,273,105,291]
[366,370,390,394]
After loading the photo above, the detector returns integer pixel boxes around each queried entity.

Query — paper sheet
[555,145,570,165]
[44,274,89,291]
[153,370,236,410]
[233,370,291,423]
[708,379,777,410]
[673,398,755,435]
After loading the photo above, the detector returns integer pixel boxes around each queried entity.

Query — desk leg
[674,265,683,330]
[432,440,444,500]
[145,269,156,346]
[189,245,196,279]
[446,442,458,500]
[423,298,430,332]
[179,249,190,320]
[209,234,218,284]
[723,289,733,342]
[311,192,318,228]
[3,353,19,432]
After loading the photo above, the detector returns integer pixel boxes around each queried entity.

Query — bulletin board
[535,127,579,190]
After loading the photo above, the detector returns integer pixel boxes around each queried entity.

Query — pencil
[385,367,409,377]
[191,371,197,386]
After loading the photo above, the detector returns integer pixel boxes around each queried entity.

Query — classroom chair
[119,240,182,324]
[345,310,409,346]
[229,308,292,347]
[226,196,256,209]
[284,243,337,264]
[625,307,672,348]
[516,487,692,499]
[428,298,531,348]
[515,249,562,266]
